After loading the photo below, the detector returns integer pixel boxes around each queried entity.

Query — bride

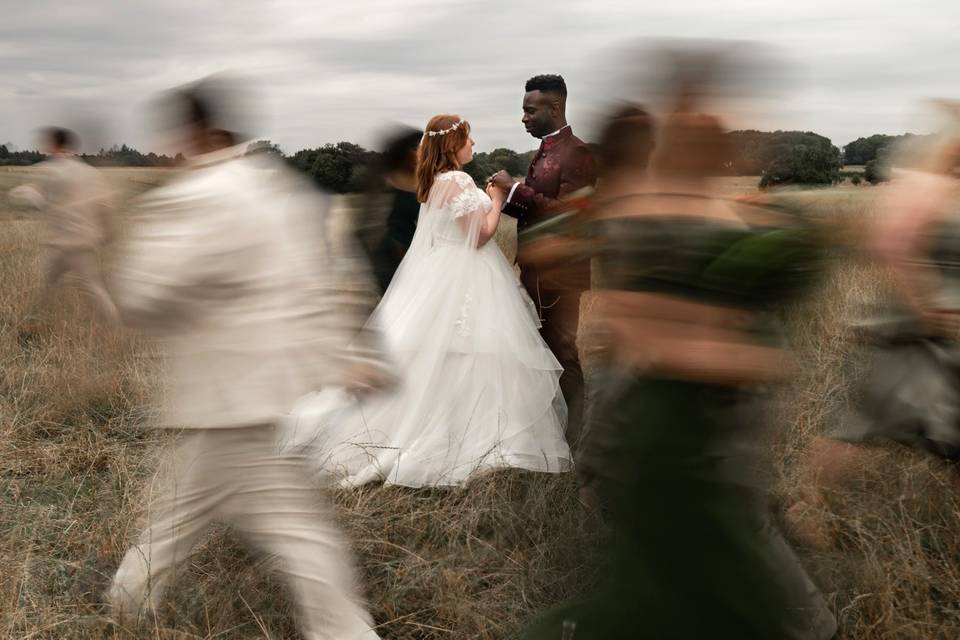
[285,114,572,488]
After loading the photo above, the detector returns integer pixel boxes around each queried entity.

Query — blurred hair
[41,126,78,152]
[596,103,655,174]
[525,74,567,99]
[380,126,423,175]
[650,112,729,179]
[415,115,471,202]
[154,74,254,144]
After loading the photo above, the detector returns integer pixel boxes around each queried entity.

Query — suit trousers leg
[23,248,71,323]
[108,430,225,618]
[540,290,585,452]
[30,248,119,323]
[217,426,379,640]
[43,248,72,288]
[69,249,120,322]
[109,426,378,638]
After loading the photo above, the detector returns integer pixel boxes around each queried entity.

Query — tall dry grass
[2,170,960,638]
[772,187,960,639]
[0,169,590,639]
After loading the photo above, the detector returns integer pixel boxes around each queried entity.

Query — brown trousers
[522,269,585,452]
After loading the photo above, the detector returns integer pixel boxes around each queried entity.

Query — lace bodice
[429,171,492,245]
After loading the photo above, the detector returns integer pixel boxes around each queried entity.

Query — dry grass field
[2,167,960,639]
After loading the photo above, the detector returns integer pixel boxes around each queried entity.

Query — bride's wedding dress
[283,170,571,487]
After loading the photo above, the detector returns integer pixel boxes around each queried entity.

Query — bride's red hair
[415,114,471,202]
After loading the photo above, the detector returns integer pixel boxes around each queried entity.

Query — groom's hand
[489,170,514,193]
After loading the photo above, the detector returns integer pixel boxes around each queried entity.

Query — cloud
[0,0,958,153]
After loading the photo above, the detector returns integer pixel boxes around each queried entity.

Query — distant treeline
[272,131,846,192]
[82,144,184,167]
[0,145,45,166]
[840,133,937,185]
[0,143,183,167]
[6,129,927,189]
[282,130,917,192]
[842,133,935,165]
[268,140,537,194]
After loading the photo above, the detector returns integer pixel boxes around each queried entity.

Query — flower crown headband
[424,119,465,139]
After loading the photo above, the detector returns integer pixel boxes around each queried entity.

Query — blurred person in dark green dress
[520,85,836,640]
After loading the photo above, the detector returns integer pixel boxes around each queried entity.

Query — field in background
[3,167,960,639]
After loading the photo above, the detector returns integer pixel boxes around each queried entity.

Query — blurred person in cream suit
[105,76,389,640]
[9,126,119,324]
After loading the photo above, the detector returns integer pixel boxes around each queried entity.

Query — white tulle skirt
[281,239,571,488]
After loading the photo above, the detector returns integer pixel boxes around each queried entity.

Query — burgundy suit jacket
[504,126,595,294]
[502,126,596,229]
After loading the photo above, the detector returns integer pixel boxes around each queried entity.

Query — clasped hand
[486,170,514,195]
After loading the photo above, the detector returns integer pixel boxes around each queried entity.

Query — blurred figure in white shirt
[9,126,119,327]
[105,75,389,640]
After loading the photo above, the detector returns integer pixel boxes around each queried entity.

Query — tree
[843,135,894,165]
[486,148,528,176]
[81,144,178,167]
[851,175,862,186]
[759,142,841,188]
[463,152,494,186]
[463,148,536,187]
[725,131,841,187]
[842,133,937,166]
[246,140,283,156]
[864,159,889,184]
[741,131,842,188]
[289,142,375,193]
[0,144,44,166]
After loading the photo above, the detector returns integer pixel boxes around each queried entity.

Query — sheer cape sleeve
[426,171,491,248]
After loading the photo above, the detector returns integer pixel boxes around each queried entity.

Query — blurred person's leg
[24,248,118,326]
[19,249,73,341]
[69,248,120,322]
[32,248,70,312]
[224,425,380,640]
[107,430,225,619]
[43,248,72,289]
[785,436,873,549]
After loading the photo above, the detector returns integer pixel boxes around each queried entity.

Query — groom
[489,74,596,450]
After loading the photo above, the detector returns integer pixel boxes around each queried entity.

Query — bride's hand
[485,183,503,201]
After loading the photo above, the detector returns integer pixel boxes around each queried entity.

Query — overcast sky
[2,0,958,154]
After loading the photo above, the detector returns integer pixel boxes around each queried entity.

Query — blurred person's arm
[515,192,598,270]
[606,314,793,385]
[517,235,587,268]
[8,184,45,209]
[596,289,792,385]
[8,161,57,210]
[90,172,121,246]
